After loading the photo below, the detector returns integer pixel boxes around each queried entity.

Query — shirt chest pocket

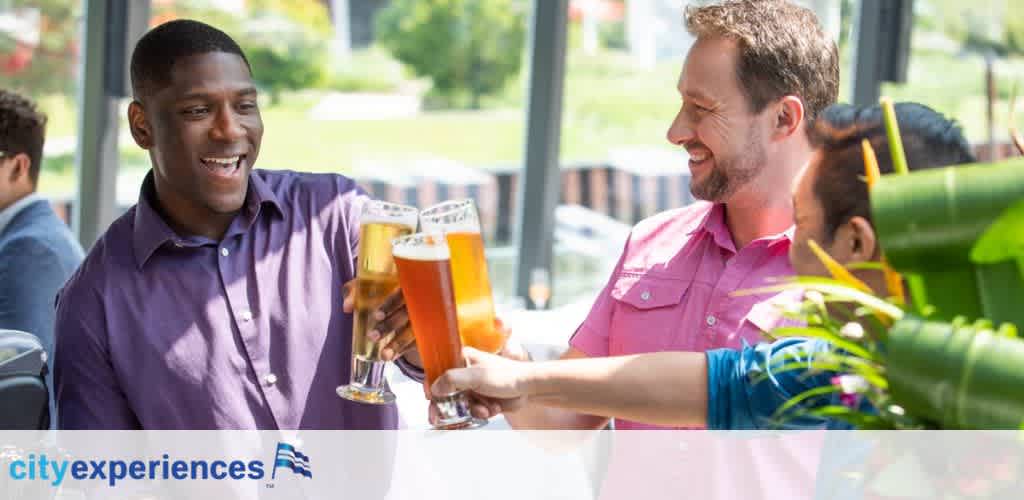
[608,275,690,355]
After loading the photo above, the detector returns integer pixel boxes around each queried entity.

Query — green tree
[240,18,327,105]
[376,0,526,109]
[0,1,82,96]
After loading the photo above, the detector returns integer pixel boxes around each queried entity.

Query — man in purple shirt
[53,20,422,430]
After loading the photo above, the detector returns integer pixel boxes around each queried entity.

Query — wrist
[400,350,423,368]
[513,360,540,398]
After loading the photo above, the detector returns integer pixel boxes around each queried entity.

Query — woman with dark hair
[430,103,975,430]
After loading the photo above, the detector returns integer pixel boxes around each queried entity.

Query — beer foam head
[420,199,480,233]
[391,232,450,261]
[362,200,419,229]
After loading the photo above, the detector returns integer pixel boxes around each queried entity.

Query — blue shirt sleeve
[705,338,838,430]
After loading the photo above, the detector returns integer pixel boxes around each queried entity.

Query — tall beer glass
[392,233,484,429]
[420,200,505,353]
[337,201,418,404]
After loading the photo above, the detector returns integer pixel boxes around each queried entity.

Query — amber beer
[420,200,504,353]
[337,201,417,405]
[392,233,483,429]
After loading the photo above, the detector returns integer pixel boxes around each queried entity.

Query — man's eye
[684,101,708,114]
[182,107,209,117]
[238,101,258,112]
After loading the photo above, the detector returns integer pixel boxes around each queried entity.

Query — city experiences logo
[6,442,312,487]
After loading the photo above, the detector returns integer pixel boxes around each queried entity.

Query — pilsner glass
[337,201,418,404]
[419,199,505,353]
[392,232,485,429]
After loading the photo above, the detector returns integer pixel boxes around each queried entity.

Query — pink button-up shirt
[570,201,795,430]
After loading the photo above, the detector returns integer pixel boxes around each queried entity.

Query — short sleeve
[705,338,836,430]
[568,236,632,357]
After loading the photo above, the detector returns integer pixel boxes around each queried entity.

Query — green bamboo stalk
[888,316,1024,429]
[880,97,910,176]
[871,159,1024,326]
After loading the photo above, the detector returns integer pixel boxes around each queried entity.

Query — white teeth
[203,156,240,164]
[688,151,710,162]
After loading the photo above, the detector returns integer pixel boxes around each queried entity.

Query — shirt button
[264,373,277,386]
[706,315,717,326]
[640,291,651,301]
[240,310,253,322]
[220,247,230,257]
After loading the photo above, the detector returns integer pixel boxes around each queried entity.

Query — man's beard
[690,136,763,202]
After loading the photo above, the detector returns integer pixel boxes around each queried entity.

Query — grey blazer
[0,199,84,423]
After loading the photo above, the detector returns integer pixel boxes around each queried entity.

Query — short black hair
[808,102,975,241]
[0,89,47,185]
[130,19,251,100]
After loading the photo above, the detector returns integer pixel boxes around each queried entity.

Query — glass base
[431,392,487,430]
[337,357,395,405]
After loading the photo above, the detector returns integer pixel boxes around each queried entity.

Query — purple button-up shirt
[54,169,403,429]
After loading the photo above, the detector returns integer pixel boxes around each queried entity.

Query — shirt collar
[132,170,284,269]
[686,202,793,252]
[687,203,735,252]
[0,193,42,236]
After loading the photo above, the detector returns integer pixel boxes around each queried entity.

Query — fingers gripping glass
[337,201,418,405]
[392,232,485,430]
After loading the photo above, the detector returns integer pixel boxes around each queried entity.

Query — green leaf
[772,385,841,420]
[847,262,887,271]
[970,199,1024,264]
[998,323,1020,338]
[770,326,878,361]
[749,360,845,386]
[737,276,905,321]
[806,406,892,429]
[880,98,910,176]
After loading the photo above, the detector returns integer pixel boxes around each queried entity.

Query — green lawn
[33,47,1024,198]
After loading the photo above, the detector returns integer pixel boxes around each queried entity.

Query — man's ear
[128,100,153,149]
[844,216,879,262]
[7,153,30,184]
[771,95,805,141]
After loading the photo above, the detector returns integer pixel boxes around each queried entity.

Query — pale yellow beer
[420,200,505,353]
[351,221,414,359]
[338,201,418,405]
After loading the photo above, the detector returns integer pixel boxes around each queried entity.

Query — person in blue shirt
[430,102,976,430]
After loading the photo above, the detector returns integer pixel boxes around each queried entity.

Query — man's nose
[666,109,695,146]
[210,107,245,142]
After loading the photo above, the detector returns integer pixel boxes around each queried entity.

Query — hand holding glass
[337,201,418,404]
[392,232,485,429]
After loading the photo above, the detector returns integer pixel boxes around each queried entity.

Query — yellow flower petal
[862,139,881,190]
[882,256,905,306]
[807,240,873,294]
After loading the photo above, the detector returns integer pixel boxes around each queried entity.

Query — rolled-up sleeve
[706,338,836,430]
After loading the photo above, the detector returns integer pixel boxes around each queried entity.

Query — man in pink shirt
[503,0,839,432]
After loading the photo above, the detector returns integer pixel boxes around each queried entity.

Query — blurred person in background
[0,88,84,426]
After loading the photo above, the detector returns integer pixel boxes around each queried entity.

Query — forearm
[516,352,708,428]
[504,400,610,430]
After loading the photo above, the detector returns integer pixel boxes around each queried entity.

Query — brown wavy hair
[0,89,47,185]
[685,0,839,126]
